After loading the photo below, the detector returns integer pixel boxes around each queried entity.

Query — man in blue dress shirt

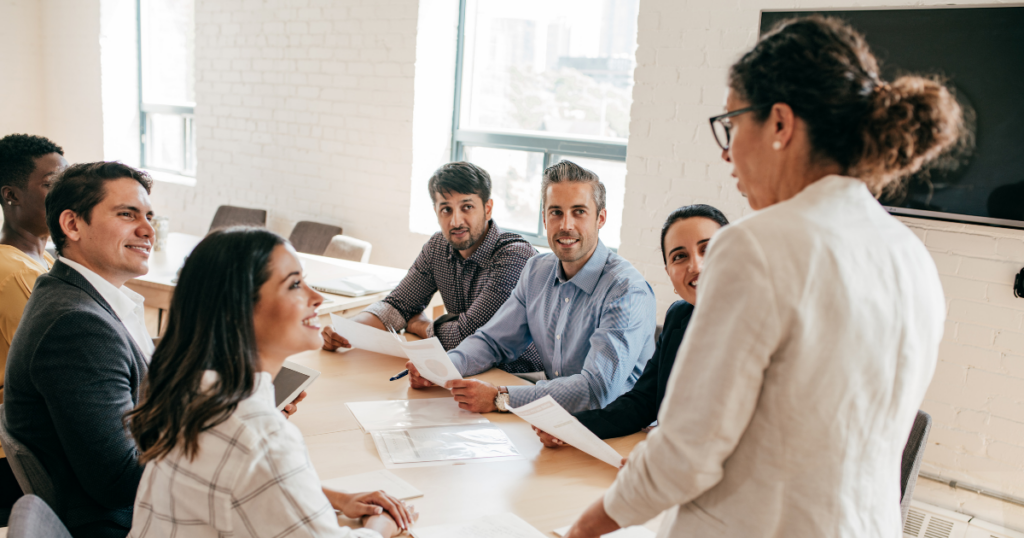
[406,160,656,414]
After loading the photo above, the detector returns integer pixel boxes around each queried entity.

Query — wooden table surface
[127,233,412,316]
[286,343,658,536]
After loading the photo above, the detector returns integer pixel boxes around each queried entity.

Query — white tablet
[273,360,321,411]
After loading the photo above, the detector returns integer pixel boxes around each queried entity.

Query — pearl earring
[772,141,782,150]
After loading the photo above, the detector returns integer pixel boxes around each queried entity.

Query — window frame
[449,0,630,249]
[137,0,197,178]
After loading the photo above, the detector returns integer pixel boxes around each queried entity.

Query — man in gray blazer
[4,162,155,538]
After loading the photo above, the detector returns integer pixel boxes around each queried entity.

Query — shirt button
[555,371,560,376]
[556,334,560,339]
[564,298,569,303]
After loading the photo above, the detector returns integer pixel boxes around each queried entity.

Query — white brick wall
[152,0,429,269]
[620,0,1024,529]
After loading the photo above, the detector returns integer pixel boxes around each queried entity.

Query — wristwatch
[494,386,510,412]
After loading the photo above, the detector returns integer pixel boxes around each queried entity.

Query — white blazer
[604,176,943,537]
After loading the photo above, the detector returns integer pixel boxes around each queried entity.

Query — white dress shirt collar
[60,257,155,359]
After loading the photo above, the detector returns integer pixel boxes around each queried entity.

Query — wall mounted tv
[759,6,1024,230]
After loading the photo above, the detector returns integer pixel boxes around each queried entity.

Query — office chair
[0,405,58,512]
[208,205,267,232]
[900,410,932,526]
[289,221,342,255]
[7,495,72,538]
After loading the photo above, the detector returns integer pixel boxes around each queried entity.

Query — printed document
[509,395,624,467]
[322,470,423,500]
[346,399,488,432]
[412,512,547,538]
[329,313,463,387]
[371,423,519,466]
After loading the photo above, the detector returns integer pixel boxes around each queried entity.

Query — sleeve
[231,427,382,538]
[447,263,535,376]
[428,243,535,350]
[364,239,439,331]
[574,328,664,439]
[0,270,35,350]
[29,310,145,508]
[602,225,783,526]
[506,283,657,414]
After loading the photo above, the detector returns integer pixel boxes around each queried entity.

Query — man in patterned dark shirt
[322,161,543,373]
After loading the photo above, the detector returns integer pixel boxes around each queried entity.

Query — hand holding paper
[509,395,624,467]
[328,313,463,389]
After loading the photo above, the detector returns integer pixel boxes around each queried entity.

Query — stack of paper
[413,513,548,538]
[329,313,463,387]
[322,470,423,500]
[509,395,624,467]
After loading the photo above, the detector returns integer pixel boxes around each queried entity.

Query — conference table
[128,233,442,330]
[285,340,661,536]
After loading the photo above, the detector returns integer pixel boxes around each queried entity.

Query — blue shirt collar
[553,240,609,295]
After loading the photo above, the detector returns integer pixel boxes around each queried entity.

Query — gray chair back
[0,405,58,512]
[208,205,267,232]
[289,221,342,255]
[900,410,931,526]
[323,235,372,263]
[8,495,72,538]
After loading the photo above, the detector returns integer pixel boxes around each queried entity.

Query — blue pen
[389,370,409,381]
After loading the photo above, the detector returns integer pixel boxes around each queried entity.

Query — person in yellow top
[0,134,66,401]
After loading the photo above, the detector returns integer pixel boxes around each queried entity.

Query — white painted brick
[958,257,1023,284]
[948,300,1023,331]
[927,230,998,256]
[955,324,996,348]
[995,331,1024,355]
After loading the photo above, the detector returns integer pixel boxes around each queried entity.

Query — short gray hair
[541,160,606,212]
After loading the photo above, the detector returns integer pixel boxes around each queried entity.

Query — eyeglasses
[708,106,761,151]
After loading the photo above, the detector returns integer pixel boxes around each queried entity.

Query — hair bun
[855,75,964,193]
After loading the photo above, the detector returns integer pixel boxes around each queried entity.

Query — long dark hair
[127,227,285,463]
[660,204,729,264]
[728,15,964,195]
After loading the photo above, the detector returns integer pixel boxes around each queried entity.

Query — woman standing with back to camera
[565,16,964,538]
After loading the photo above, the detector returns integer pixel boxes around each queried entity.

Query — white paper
[321,470,423,500]
[330,313,405,357]
[371,424,519,466]
[509,395,624,468]
[346,399,488,432]
[397,337,463,387]
[413,512,547,538]
[553,525,655,537]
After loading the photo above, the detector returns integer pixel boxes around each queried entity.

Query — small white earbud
[772,141,782,150]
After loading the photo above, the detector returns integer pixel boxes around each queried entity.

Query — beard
[448,226,485,251]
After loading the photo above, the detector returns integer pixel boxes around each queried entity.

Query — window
[138,0,196,177]
[451,0,639,248]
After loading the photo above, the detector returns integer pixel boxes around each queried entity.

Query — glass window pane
[141,0,195,105]
[463,146,544,236]
[553,156,625,248]
[147,113,186,172]
[460,0,639,140]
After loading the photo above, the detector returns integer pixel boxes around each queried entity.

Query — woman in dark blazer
[535,204,729,443]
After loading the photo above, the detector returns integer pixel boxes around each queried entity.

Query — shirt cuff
[602,457,661,528]
[506,385,539,408]
[602,471,651,524]
[362,301,407,332]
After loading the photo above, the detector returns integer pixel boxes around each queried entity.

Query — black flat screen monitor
[760,7,1024,230]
